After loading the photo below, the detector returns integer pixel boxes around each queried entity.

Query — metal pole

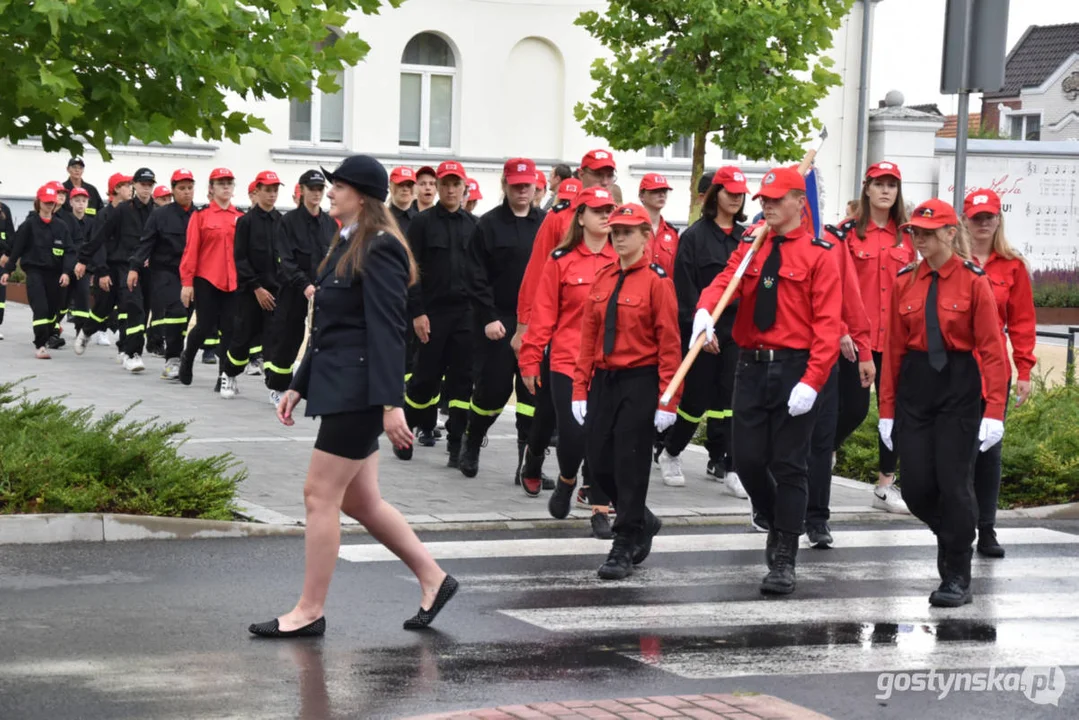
[952,0,975,210]
[853,0,877,198]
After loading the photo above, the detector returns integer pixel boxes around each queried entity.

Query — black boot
[930,548,973,607]
[520,446,545,497]
[632,508,663,565]
[976,526,1005,558]
[513,441,526,486]
[446,438,462,469]
[548,477,575,519]
[597,533,635,580]
[760,531,798,595]
[178,349,195,386]
[766,529,779,570]
[458,434,482,478]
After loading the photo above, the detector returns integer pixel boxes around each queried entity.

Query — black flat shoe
[248,616,326,638]
[404,575,458,630]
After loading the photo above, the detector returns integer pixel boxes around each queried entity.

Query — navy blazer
[290,230,409,417]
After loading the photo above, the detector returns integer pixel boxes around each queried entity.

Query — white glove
[787,382,818,417]
[979,417,1004,452]
[689,307,715,347]
[654,410,677,432]
[879,418,894,452]
[572,400,587,426]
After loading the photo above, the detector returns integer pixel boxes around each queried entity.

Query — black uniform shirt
[673,218,745,339]
[235,205,283,293]
[131,202,195,272]
[62,180,105,214]
[275,206,337,291]
[2,214,75,275]
[390,202,418,238]
[406,202,478,318]
[468,200,545,326]
[81,196,153,268]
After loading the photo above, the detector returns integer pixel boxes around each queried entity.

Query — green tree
[0,0,403,158]
[575,0,854,214]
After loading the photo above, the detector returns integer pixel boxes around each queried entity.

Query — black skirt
[314,408,383,460]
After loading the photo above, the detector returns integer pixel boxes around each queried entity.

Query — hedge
[1032,268,1079,308]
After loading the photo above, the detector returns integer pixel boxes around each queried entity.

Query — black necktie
[926,271,948,371]
[604,271,628,356]
[753,236,787,331]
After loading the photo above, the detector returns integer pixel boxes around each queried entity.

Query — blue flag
[801,167,822,237]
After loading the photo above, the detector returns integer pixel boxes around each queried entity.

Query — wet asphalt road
[1,521,1077,720]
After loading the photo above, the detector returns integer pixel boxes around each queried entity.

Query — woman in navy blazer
[249,155,458,638]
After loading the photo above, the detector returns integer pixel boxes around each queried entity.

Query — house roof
[985,23,1079,99]
[937,113,982,138]
[908,103,944,116]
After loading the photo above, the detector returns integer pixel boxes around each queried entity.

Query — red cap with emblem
[171,168,195,185]
[536,170,547,190]
[574,186,617,209]
[209,167,234,181]
[752,167,806,200]
[69,187,90,199]
[390,167,416,185]
[465,178,483,201]
[606,203,652,228]
[254,170,282,187]
[963,188,1001,217]
[580,149,616,171]
[247,180,257,195]
[901,198,959,230]
[503,158,537,185]
[866,161,902,181]
[712,166,750,194]
[153,185,171,199]
[557,178,581,201]
[37,184,59,203]
[639,173,672,192]
[108,173,133,195]
[436,161,466,179]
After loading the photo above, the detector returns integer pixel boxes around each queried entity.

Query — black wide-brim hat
[321,155,389,202]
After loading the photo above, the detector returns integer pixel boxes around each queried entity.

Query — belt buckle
[757,349,775,362]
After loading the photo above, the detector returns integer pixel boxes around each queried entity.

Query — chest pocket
[852,243,880,261]
[589,290,609,304]
[426,229,450,250]
[940,297,971,314]
[899,297,923,318]
[889,247,913,265]
[778,266,809,283]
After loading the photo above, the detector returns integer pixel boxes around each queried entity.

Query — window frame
[646,136,693,161]
[289,69,349,148]
[1007,111,1042,141]
[399,62,457,153]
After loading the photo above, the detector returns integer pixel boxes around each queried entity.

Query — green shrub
[0,381,243,519]
[1031,268,1079,308]
[9,263,26,284]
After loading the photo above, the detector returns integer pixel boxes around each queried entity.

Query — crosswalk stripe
[338,527,1079,563]
[499,592,1079,633]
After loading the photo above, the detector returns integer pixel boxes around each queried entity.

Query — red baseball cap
[712,166,750,194]
[639,173,672,192]
[866,161,902,181]
[557,178,582,201]
[171,168,195,185]
[108,173,133,194]
[901,198,959,231]
[293,183,302,200]
[436,161,466,179]
[964,188,1002,217]
[69,187,90,199]
[391,166,416,185]
[153,185,172,199]
[504,158,536,185]
[247,180,257,195]
[46,180,65,193]
[465,178,483,201]
[209,167,234,181]
[606,203,652,228]
[574,186,617,209]
[536,170,548,190]
[254,170,282,187]
[753,167,806,200]
[580,149,616,172]
[415,165,437,180]
[37,184,60,203]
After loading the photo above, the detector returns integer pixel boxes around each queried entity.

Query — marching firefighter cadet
[464,178,482,214]
[0,185,75,358]
[219,171,283,398]
[65,187,97,341]
[573,203,682,578]
[656,167,751,497]
[178,167,244,387]
[153,185,173,207]
[400,161,478,465]
[963,188,1036,559]
[264,169,335,406]
[412,166,437,213]
[62,156,105,214]
[519,186,617,538]
[388,167,419,236]
[0,194,16,339]
[122,169,197,379]
[827,161,913,514]
[533,171,548,210]
[81,173,132,350]
[74,167,157,373]
[458,158,545,480]
[637,173,680,277]
[691,167,842,596]
[878,198,1008,608]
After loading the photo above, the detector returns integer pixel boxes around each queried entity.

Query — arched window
[399,32,456,150]
[290,35,346,145]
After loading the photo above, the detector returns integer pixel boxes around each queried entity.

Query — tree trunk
[688,124,709,222]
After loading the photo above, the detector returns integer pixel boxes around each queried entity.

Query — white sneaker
[35,346,51,360]
[123,354,146,373]
[107,329,120,344]
[0,330,5,340]
[245,358,264,376]
[658,450,685,487]
[873,484,910,514]
[219,373,237,399]
[93,332,112,346]
[116,349,125,364]
[269,390,282,407]
[721,471,749,499]
[162,358,180,380]
[436,410,448,431]
[74,331,88,356]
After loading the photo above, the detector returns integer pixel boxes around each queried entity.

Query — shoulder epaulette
[551,247,570,259]
[552,199,571,213]
[897,261,918,277]
[824,224,845,240]
[963,260,986,276]
[648,262,667,277]
[812,237,834,250]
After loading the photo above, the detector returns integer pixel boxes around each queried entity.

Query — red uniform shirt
[828,218,915,353]
[646,216,680,278]
[519,241,619,379]
[517,204,574,325]
[696,227,843,392]
[573,255,683,410]
[835,240,872,362]
[180,203,244,291]
[974,252,1037,382]
[879,254,1009,420]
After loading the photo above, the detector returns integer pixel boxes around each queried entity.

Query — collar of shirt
[916,252,961,281]
[767,226,812,244]
[573,239,618,261]
[869,218,896,235]
[206,202,238,215]
[435,203,464,219]
[618,253,652,274]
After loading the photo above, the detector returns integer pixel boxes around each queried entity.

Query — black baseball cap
[697,172,714,195]
[133,167,156,184]
[321,155,388,202]
[299,169,327,188]
[68,157,85,168]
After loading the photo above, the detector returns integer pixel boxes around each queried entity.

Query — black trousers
[264,286,306,392]
[663,333,737,465]
[466,314,534,444]
[65,274,91,334]
[0,283,5,325]
[83,266,124,344]
[732,351,819,536]
[972,378,1012,529]
[184,277,234,376]
[547,371,610,504]
[806,363,840,526]
[834,350,897,475]
[224,290,273,378]
[587,367,658,537]
[895,351,981,559]
[25,269,63,348]
[149,268,187,361]
[405,304,473,441]
[119,267,149,357]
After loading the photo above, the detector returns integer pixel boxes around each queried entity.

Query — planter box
[4,282,27,305]
[1035,307,1079,325]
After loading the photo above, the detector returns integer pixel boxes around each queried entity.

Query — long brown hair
[701,184,747,224]
[319,193,419,284]
[854,177,908,246]
[556,204,590,253]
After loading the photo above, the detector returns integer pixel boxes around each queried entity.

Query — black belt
[739,348,810,363]
[594,365,658,382]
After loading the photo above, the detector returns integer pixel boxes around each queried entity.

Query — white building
[0,0,872,226]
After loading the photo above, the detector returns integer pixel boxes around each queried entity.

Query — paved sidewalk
[400,694,831,720]
[1,304,879,527]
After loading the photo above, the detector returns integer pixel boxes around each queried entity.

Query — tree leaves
[0,0,405,158]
